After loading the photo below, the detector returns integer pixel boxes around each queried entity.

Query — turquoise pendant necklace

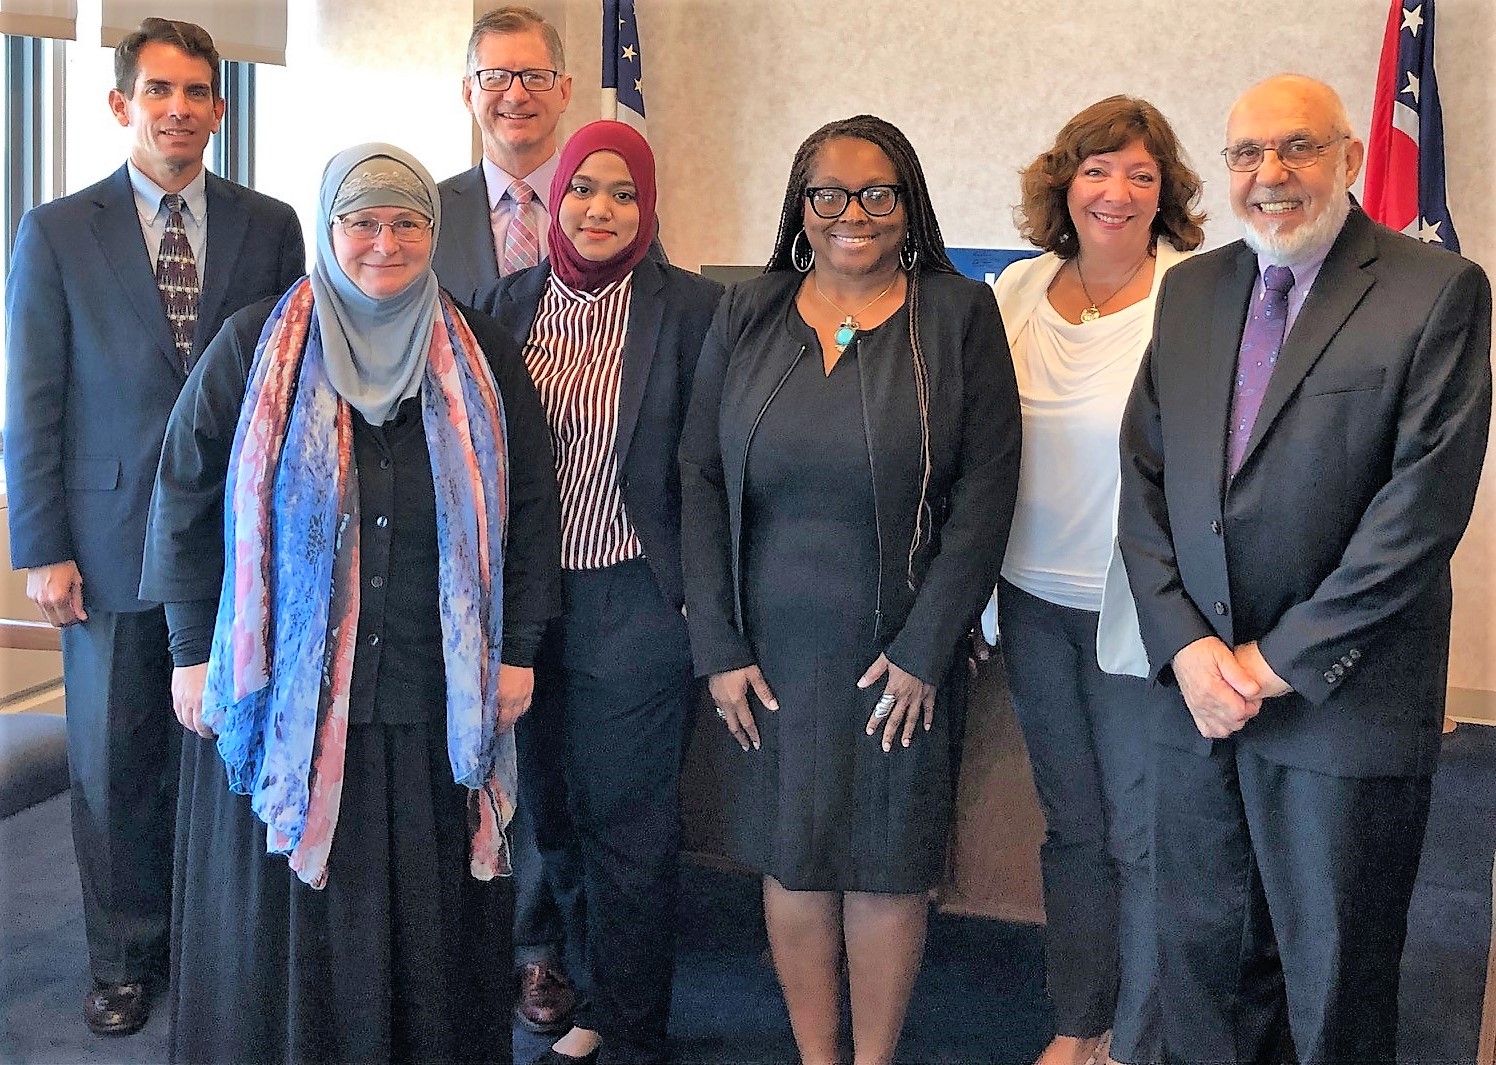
[813,273,901,355]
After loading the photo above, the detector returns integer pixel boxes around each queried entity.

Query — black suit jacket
[1119,208,1492,778]
[4,165,305,611]
[476,257,723,611]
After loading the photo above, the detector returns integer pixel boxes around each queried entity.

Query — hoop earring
[791,230,815,273]
[899,236,918,272]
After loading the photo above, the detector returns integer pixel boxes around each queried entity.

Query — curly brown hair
[1015,95,1205,258]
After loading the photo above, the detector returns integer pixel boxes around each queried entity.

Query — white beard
[1236,166,1351,267]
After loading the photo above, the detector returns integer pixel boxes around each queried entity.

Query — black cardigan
[139,293,562,670]
[679,269,1021,685]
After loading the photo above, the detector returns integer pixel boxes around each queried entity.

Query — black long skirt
[168,722,513,1065]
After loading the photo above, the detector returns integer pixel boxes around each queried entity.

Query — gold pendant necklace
[813,273,900,354]
[1076,250,1152,323]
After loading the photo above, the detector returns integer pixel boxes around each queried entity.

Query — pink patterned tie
[1226,265,1295,479]
[500,179,540,276]
[156,194,200,371]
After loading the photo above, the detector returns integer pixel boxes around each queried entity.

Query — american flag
[602,0,647,133]
[1363,0,1460,252]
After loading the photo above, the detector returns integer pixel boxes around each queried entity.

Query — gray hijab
[310,143,442,425]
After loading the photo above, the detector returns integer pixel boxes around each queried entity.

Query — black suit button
[370,575,385,589]
[1213,601,1227,616]
[376,515,389,528]
[368,633,380,647]
[1331,663,1345,677]
[1340,655,1354,668]
[1210,520,1222,535]
[1349,649,1361,661]
[1324,670,1337,683]
[380,458,392,470]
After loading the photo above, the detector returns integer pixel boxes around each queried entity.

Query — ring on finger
[715,706,728,720]
[873,692,896,720]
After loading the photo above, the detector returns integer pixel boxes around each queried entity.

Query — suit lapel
[91,166,179,371]
[493,262,550,351]
[1235,211,1377,476]
[452,166,500,297]
[615,260,665,468]
[193,173,248,356]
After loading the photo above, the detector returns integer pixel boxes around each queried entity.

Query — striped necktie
[156,193,200,371]
[500,179,540,276]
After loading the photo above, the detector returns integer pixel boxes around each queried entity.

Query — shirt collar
[482,151,560,212]
[127,161,208,224]
[547,269,632,304]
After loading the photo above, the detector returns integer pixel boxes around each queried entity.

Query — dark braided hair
[765,115,957,587]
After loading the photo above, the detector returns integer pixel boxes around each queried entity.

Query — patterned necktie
[1226,264,1295,479]
[499,179,540,276]
[156,193,200,371]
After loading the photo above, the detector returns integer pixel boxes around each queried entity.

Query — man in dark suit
[1119,74,1491,1064]
[4,18,303,1036]
[432,7,583,1033]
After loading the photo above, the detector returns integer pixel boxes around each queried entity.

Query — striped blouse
[523,272,644,571]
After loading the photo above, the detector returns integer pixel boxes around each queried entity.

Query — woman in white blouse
[992,96,1204,1065]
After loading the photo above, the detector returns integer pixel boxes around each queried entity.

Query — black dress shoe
[527,1046,600,1065]
[83,980,150,1036]
[514,960,577,1033]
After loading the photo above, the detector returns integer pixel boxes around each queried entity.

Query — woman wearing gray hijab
[141,143,560,1064]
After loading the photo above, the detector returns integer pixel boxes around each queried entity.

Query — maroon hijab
[547,120,659,292]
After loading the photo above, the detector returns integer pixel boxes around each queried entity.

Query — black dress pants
[1155,739,1431,1064]
[523,558,694,1064]
[60,605,178,985]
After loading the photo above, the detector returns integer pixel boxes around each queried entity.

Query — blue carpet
[2,723,1491,1063]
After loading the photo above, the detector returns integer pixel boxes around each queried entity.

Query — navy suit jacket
[476,257,723,610]
[1119,208,1492,778]
[4,164,305,612]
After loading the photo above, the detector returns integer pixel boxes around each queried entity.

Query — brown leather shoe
[514,961,576,1034]
[83,980,150,1036]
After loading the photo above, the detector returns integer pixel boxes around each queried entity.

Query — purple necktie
[1226,265,1295,479]
[156,193,200,371]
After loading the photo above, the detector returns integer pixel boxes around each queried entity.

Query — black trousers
[523,559,695,1064]
[60,605,178,986]
[1155,739,1431,1064]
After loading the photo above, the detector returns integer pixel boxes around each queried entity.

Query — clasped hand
[1172,636,1290,740]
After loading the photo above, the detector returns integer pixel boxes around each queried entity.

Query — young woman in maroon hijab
[478,121,724,1065]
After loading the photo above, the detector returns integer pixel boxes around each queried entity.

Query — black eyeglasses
[804,184,905,219]
[472,67,560,93]
[1221,135,1348,173]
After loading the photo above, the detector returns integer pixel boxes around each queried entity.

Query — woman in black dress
[680,115,1021,1065]
[140,142,560,1064]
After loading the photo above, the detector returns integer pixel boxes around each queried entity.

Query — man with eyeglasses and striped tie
[434,6,575,308]
[4,17,303,1040]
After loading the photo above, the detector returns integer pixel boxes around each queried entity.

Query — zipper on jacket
[855,342,884,633]
[733,344,808,628]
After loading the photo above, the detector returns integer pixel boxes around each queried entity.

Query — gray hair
[467,6,565,73]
